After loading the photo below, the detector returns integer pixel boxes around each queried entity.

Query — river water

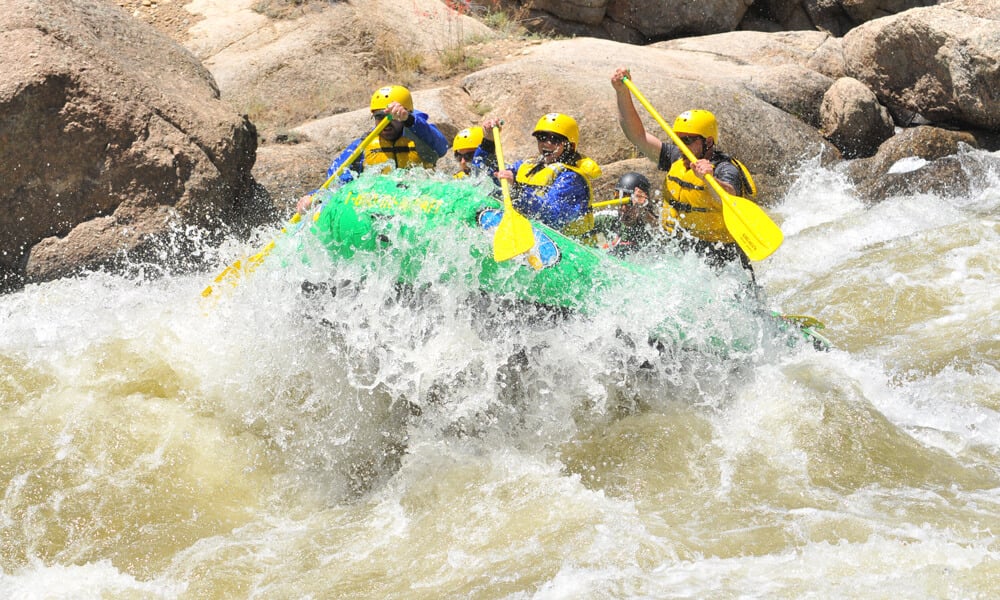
[2,149,998,598]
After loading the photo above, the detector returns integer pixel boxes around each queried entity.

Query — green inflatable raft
[292,171,828,354]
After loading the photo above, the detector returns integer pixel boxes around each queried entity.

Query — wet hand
[692,159,714,179]
[611,67,630,90]
[386,102,409,123]
[482,117,504,139]
[495,169,514,181]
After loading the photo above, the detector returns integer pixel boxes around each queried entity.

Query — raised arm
[611,67,663,162]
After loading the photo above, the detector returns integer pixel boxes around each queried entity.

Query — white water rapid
[2,148,998,598]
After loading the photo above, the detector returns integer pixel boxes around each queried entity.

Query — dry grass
[438,45,485,76]
[371,30,426,85]
[479,0,540,38]
[239,81,369,135]
[251,0,343,20]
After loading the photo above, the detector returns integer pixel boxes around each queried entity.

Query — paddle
[591,197,631,209]
[621,77,783,261]
[491,125,536,262]
[201,115,393,298]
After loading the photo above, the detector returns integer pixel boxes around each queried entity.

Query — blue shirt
[327,110,448,183]
[476,139,591,229]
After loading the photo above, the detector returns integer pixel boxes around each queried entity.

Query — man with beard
[611,67,759,278]
[296,84,448,213]
[476,113,602,237]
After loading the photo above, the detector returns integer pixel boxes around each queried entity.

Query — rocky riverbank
[1,0,997,290]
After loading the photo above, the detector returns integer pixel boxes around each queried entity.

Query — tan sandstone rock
[0,0,265,288]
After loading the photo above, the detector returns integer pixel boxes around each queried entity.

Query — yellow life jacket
[732,157,757,199]
[514,156,602,236]
[363,136,430,172]
[662,156,756,244]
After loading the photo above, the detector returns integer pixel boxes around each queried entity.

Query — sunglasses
[678,135,703,145]
[371,112,388,120]
[454,151,475,161]
[534,133,566,144]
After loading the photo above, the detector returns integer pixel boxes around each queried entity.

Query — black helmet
[614,172,650,196]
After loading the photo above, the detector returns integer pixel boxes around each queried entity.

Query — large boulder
[846,125,987,202]
[0,0,265,290]
[606,0,751,38]
[658,29,846,77]
[748,0,938,36]
[515,0,937,40]
[492,0,749,42]
[531,0,610,27]
[819,76,895,157]
[800,0,938,36]
[843,0,1000,132]
[662,30,845,127]
[746,64,835,128]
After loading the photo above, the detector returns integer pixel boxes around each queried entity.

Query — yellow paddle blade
[718,185,784,261]
[491,125,535,262]
[493,190,536,262]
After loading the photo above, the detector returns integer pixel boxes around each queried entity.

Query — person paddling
[296,84,448,213]
[611,67,759,280]
[477,113,602,237]
[592,172,664,256]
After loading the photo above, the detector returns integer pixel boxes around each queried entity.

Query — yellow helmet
[370,85,413,112]
[672,109,718,141]
[532,112,579,146]
[452,126,484,152]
